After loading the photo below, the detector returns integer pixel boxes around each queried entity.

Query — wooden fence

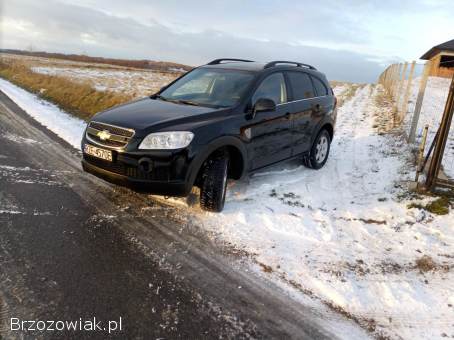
[378,61,429,140]
[378,61,454,190]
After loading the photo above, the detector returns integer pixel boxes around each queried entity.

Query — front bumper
[81,139,193,196]
[82,159,189,196]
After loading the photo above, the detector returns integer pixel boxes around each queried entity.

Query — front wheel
[303,129,331,169]
[199,152,229,212]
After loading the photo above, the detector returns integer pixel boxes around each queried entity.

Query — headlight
[138,131,194,150]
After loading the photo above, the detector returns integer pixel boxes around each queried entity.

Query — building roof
[421,39,454,60]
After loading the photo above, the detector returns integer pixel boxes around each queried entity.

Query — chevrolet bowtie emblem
[97,130,111,141]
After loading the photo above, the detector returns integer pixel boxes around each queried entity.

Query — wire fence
[378,61,454,184]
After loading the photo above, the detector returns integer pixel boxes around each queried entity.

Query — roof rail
[207,58,254,65]
[264,60,316,70]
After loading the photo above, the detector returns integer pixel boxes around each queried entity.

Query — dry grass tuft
[415,255,437,273]
[0,61,132,121]
[257,262,273,273]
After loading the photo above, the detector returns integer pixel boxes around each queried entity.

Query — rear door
[286,71,318,154]
[246,72,293,170]
[311,75,332,118]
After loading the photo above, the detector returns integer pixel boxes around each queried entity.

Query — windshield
[158,68,255,108]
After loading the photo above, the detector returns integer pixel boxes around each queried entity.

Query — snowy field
[404,76,453,178]
[30,66,178,98]
[0,78,453,339]
[1,53,181,98]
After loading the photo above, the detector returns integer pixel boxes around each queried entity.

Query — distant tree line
[0,49,192,74]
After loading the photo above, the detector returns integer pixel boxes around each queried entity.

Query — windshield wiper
[152,94,169,101]
[152,95,201,106]
[173,99,201,106]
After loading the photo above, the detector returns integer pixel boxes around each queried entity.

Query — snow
[169,84,454,339]
[332,83,351,97]
[1,74,453,339]
[30,66,178,98]
[0,78,86,150]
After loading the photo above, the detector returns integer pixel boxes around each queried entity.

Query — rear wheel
[199,151,229,212]
[304,129,331,169]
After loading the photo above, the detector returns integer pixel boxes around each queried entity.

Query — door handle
[284,112,291,120]
[312,104,324,116]
[312,104,322,112]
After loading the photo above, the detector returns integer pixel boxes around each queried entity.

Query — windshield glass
[158,68,255,108]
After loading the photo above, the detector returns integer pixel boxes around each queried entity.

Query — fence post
[392,64,401,99]
[389,64,395,96]
[388,64,395,94]
[415,125,429,187]
[401,61,416,122]
[425,75,454,189]
[396,62,408,113]
[408,60,432,143]
[396,63,403,97]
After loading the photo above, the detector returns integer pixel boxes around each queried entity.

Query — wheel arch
[312,119,335,146]
[321,123,334,141]
[188,136,248,188]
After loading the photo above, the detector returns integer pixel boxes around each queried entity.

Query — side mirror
[253,98,276,115]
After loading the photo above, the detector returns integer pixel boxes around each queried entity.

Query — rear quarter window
[311,76,329,96]
[286,72,315,100]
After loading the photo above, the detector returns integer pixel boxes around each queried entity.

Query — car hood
[93,97,221,132]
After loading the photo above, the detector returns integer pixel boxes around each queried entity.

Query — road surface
[0,90,342,339]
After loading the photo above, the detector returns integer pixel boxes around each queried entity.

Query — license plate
[84,144,112,161]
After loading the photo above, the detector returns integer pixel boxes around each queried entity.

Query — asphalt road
[0,90,341,339]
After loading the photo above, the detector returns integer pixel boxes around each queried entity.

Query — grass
[0,61,132,121]
[407,196,451,215]
[415,255,437,273]
[425,197,451,215]
[373,88,398,133]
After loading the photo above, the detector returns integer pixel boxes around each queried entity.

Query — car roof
[201,61,326,79]
[202,61,266,72]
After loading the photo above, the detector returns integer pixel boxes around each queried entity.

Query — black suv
[82,59,337,212]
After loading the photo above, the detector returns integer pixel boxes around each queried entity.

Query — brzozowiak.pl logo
[9,317,123,334]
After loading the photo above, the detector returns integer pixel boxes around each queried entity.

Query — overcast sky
[1,0,454,82]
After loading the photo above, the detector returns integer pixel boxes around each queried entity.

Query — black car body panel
[81,60,337,197]
[94,97,225,134]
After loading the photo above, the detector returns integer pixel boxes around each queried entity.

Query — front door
[246,72,293,170]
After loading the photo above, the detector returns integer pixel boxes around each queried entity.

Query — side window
[287,72,315,100]
[312,76,328,96]
[252,73,287,105]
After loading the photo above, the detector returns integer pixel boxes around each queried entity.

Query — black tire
[304,129,331,170]
[199,152,229,212]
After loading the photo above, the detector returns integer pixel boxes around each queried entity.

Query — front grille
[84,155,170,181]
[125,166,170,181]
[89,122,134,138]
[86,121,135,149]
[93,138,126,148]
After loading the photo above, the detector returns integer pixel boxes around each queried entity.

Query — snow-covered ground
[0,78,86,149]
[0,77,453,339]
[180,84,453,339]
[404,76,453,178]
